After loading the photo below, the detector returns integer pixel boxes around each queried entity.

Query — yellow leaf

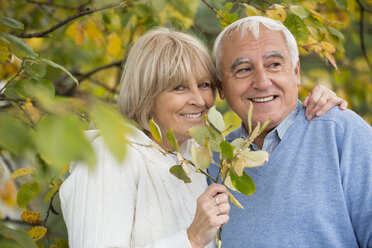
[323,51,339,72]
[86,20,103,45]
[320,41,336,53]
[0,39,11,64]
[21,211,42,224]
[26,226,47,241]
[232,157,245,176]
[229,192,244,209]
[23,99,40,123]
[66,21,85,46]
[241,150,269,168]
[0,180,17,206]
[224,175,237,191]
[106,32,122,57]
[243,4,260,16]
[266,4,287,22]
[11,168,34,180]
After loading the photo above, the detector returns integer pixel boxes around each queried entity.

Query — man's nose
[252,67,272,90]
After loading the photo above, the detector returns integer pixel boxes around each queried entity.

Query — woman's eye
[199,82,211,88]
[173,85,185,91]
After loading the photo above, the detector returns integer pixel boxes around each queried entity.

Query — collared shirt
[238,100,302,153]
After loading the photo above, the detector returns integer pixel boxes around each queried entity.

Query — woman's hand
[187,183,230,248]
[303,85,348,120]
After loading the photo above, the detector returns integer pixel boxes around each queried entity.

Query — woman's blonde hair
[118,27,217,131]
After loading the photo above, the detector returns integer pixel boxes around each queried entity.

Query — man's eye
[235,67,252,78]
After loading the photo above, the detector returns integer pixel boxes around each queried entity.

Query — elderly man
[209,16,372,247]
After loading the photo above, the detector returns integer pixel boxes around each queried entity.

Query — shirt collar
[239,100,302,142]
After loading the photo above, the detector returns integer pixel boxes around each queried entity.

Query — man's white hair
[212,16,299,83]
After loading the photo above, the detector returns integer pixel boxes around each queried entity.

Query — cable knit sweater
[60,128,215,248]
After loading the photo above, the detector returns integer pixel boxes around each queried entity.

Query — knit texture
[209,104,372,247]
[60,128,215,248]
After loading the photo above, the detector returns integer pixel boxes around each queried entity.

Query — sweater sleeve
[338,112,372,248]
[59,136,193,248]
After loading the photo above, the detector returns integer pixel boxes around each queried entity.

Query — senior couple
[60,16,372,247]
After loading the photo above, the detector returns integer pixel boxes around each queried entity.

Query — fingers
[304,85,349,120]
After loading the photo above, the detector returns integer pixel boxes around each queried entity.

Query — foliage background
[0,0,371,247]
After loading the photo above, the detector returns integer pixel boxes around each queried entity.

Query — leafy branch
[200,0,232,25]
[15,1,127,39]
[148,104,270,247]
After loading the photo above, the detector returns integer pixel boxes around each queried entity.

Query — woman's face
[151,74,215,148]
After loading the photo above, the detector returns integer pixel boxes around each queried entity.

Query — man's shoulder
[311,107,371,130]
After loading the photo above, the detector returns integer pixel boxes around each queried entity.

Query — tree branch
[200,0,232,25]
[23,0,76,10]
[15,1,127,38]
[357,0,372,70]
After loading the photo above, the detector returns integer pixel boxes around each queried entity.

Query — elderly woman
[60,27,346,248]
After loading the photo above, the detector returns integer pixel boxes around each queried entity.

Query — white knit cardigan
[60,128,215,248]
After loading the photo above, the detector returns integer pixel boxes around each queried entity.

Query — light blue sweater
[209,104,372,247]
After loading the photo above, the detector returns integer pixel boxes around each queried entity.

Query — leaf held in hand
[169,165,191,183]
[229,168,255,196]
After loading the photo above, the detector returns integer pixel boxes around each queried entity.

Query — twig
[357,0,372,70]
[16,1,126,38]
[200,0,232,25]
[23,0,76,10]
[44,191,59,224]
[0,61,25,93]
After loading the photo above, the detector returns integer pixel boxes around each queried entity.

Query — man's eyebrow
[231,57,251,72]
[264,51,284,60]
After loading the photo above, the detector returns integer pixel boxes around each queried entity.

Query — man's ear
[294,60,301,86]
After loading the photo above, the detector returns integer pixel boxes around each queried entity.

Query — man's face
[219,26,301,133]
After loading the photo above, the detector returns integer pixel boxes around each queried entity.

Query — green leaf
[12,78,55,99]
[44,179,62,203]
[190,141,211,169]
[220,141,234,161]
[333,0,348,8]
[284,12,309,43]
[169,165,191,183]
[306,15,326,32]
[152,0,167,12]
[92,103,131,162]
[289,5,310,19]
[1,34,37,59]
[166,129,179,152]
[36,115,96,168]
[0,114,34,154]
[17,181,41,208]
[41,58,79,85]
[327,26,344,40]
[149,118,162,144]
[0,17,24,30]
[24,61,47,78]
[188,126,222,152]
[0,221,37,248]
[229,168,255,196]
[207,106,225,132]
[53,239,69,248]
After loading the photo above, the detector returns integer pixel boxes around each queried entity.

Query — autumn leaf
[11,167,34,180]
[21,211,42,224]
[26,226,47,241]
[66,21,85,46]
[149,118,162,144]
[0,38,11,64]
[266,4,287,22]
[86,20,103,45]
[106,32,122,57]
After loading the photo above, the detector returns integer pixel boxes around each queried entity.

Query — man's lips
[249,95,276,103]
